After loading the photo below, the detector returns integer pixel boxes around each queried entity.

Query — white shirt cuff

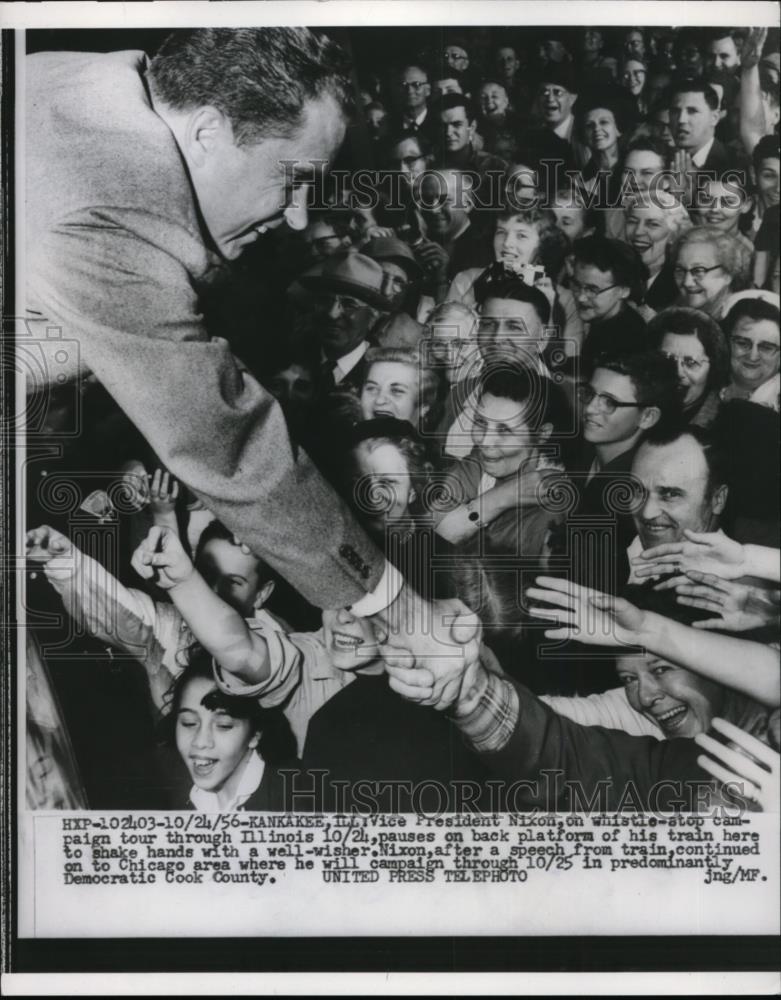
[347,560,405,618]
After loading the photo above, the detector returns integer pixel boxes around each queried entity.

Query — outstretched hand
[671,570,776,632]
[695,717,779,813]
[632,529,747,581]
[525,576,647,647]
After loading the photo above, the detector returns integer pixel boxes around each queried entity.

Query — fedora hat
[363,237,424,281]
[299,250,390,309]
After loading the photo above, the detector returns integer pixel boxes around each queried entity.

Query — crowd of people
[24,24,780,814]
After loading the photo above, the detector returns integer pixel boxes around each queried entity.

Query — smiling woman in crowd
[720,293,781,411]
[623,191,692,311]
[358,346,440,431]
[646,306,730,426]
[672,226,752,319]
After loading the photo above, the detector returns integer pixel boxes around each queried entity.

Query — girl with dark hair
[164,649,296,811]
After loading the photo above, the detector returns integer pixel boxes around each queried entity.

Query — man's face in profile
[192,94,346,261]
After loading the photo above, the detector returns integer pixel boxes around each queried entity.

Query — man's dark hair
[473,273,552,324]
[706,28,747,52]
[148,28,352,145]
[668,75,720,111]
[594,351,684,425]
[641,423,729,497]
[573,234,649,302]
[194,519,275,586]
[752,134,781,172]
[438,91,477,122]
[646,306,731,390]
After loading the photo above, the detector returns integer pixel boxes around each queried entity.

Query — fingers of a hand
[637,542,683,560]
[385,662,435,688]
[676,595,722,613]
[448,608,481,645]
[527,605,574,625]
[683,569,726,590]
[694,732,769,787]
[636,561,677,578]
[525,585,577,610]
[710,717,780,768]
[535,575,598,599]
[654,575,689,592]
[131,553,155,579]
[675,583,720,600]
[386,673,434,702]
[378,643,415,670]
[543,627,575,640]
[144,525,164,552]
[696,754,747,792]
[171,479,180,500]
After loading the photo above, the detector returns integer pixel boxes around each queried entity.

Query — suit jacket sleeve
[28,210,384,609]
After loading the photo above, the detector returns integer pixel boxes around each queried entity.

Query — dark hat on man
[299,250,390,309]
[535,63,578,94]
[363,237,424,281]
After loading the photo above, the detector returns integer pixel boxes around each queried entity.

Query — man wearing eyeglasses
[570,353,681,613]
[300,251,390,396]
[572,235,650,374]
[390,64,438,146]
[525,64,589,174]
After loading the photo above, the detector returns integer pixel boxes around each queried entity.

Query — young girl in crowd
[165,651,296,812]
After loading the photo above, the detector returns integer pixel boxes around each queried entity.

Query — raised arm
[29,216,384,611]
[526,576,780,708]
[739,28,770,155]
[130,525,271,686]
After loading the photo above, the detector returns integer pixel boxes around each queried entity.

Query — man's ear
[253,580,275,611]
[638,405,661,430]
[711,483,728,516]
[185,106,232,168]
[618,285,631,303]
[248,733,260,750]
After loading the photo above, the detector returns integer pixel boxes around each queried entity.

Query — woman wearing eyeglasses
[646,307,730,428]
[671,226,752,320]
[720,293,781,412]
